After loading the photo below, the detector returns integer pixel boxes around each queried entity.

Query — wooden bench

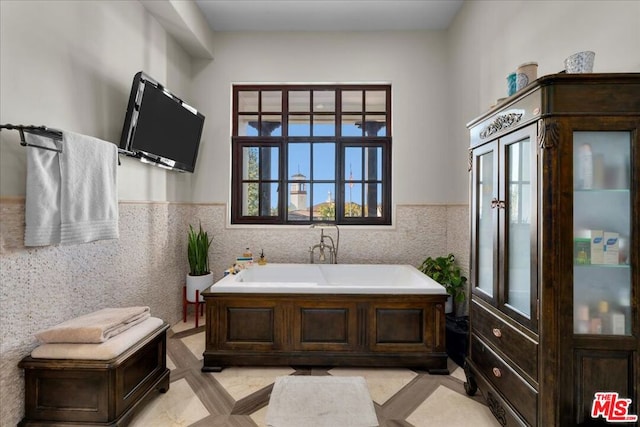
[19,318,170,427]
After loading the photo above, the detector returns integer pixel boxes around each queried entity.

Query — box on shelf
[611,313,626,335]
[601,312,626,335]
[603,232,619,265]
[590,230,604,265]
[573,238,591,264]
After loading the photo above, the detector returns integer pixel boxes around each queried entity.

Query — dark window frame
[231,84,392,225]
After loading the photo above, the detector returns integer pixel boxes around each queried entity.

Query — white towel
[35,306,151,344]
[24,134,62,245]
[31,317,164,359]
[24,131,119,246]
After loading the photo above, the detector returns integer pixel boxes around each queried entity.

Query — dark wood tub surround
[19,323,170,427]
[202,293,449,374]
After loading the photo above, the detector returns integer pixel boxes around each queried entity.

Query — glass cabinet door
[473,143,497,299]
[504,136,533,318]
[573,131,631,335]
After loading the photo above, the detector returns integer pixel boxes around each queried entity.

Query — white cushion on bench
[30,317,164,360]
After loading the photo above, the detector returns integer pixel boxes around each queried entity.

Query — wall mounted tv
[119,71,205,173]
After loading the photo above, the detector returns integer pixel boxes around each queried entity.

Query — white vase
[445,295,453,314]
[186,272,214,303]
[564,51,595,73]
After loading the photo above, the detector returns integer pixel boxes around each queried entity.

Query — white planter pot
[445,295,453,314]
[186,272,214,303]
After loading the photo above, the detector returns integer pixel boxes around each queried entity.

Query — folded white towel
[24,131,118,246]
[35,306,151,344]
[31,317,163,359]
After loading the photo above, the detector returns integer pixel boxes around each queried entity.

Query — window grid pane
[289,90,310,112]
[313,90,335,112]
[289,115,310,136]
[365,90,386,113]
[342,90,363,112]
[342,115,363,137]
[238,91,259,112]
[313,115,335,136]
[262,91,282,112]
[239,115,259,136]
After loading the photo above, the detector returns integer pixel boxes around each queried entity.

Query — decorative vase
[445,295,453,314]
[564,51,595,73]
[507,72,517,96]
[186,272,214,303]
[516,62,538,91]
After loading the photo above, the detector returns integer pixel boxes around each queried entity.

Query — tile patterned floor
[129,314,500,427]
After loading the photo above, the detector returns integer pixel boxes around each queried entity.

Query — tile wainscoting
[0,199,468,425]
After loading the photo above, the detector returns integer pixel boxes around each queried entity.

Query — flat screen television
[119,71,205,173]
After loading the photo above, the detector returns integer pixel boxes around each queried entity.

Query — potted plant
[186,223,213,303]
[418,253,467,314]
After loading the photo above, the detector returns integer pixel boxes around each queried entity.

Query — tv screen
[119,71,205,173]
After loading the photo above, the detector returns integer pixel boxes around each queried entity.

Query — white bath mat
[266,376,378,427]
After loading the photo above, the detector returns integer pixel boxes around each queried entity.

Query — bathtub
[202,263,449,374]
[212,263,448,294]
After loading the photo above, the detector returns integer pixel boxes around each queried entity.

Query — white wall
[0,0,193,202]
[190,31,454,206]
[445,0,640,201]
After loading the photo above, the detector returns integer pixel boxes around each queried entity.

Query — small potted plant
[418,253,467,314]
[186,223,213,303]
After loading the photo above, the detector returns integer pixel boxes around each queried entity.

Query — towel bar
[3,124,126,166]
[0,124,63,153]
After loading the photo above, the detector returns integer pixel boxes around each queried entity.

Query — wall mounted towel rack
[0,124,63,153]
[2,124,130,166]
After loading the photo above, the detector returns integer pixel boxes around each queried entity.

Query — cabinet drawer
[466,360,528,426]
[471,334,537,426]
[471,301,538,381]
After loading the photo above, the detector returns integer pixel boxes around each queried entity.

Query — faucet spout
[309,226,338,264]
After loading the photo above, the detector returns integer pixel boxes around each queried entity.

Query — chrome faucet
[309,224,339,264]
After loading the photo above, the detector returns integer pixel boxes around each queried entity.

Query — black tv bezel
[119,71,205,173]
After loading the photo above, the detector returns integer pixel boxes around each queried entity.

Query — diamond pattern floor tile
[167,354,177,370]
[182,331,206,360]
[406,385,498,427]
[128,378,209,427]
[328,367,418,405]
[210,367,295,401]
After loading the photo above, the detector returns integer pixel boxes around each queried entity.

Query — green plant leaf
[417,253,468,302]
[187,222,212,276]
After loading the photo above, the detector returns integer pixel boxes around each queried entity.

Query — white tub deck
[209,263,447,295]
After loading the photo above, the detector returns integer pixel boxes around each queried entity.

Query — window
[232,85,391,225]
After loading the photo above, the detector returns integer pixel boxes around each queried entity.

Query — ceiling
[194,0,464,32]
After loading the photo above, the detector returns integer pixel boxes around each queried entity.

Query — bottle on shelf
[575,304,590,334]
[577,143,593,190]
[236,247,254,269]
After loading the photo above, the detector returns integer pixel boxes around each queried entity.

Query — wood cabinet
[464,73,639,426]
